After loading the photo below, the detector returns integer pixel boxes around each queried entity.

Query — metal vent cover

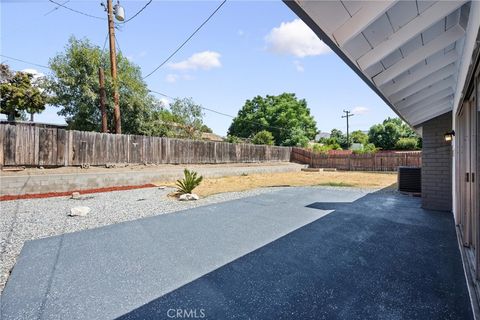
[398,167,422,194]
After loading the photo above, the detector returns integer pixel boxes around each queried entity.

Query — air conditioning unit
[398,167,421,194]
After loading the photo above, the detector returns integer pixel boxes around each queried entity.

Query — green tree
[395,137,418,150]
[169,97,205,139]
[351,130,368,145]
[0,65,47,121]
[283,127,310,147]
[0,64,14,82]
[48,36,157,134]
[327,129,348,149]
[368,122,400,150]
[384,117,417,138]
[228,93,317,146]
[138,105,178,137]
[200,124,213,133]
[251,130,274,145]
[368,117,420,150]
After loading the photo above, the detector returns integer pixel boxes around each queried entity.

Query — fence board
[38,128,57,166]
[0,125,4,167]
[56,129,67,166]
[4,125,16,165]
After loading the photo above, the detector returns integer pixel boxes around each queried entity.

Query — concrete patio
[0,186,472,319]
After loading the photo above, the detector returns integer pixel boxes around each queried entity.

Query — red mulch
[0,184,156,201]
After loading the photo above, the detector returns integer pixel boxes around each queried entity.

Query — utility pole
[106,0,121,134]
[341,110,354,149]
[98,67,108,133]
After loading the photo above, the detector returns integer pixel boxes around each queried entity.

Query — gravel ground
[0,186,293,294]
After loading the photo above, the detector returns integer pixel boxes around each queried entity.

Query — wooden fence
[291,147,421,171]
[0,124,291,167]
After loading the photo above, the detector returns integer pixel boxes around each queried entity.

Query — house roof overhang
[284,0,480,128]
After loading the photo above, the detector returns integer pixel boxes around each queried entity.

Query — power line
[0,55,50,70]
[115,36,122,54]
[102,32,109,53]
[121,0,152,24]
[100,32,109,68]
[143,0,227,79]
[148,89,174,99]
[44,0,70,16]
[148,89,289,132]
[48,0,105,20]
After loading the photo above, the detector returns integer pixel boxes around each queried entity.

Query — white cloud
[293,60,304,72]
[237,29,245,36]
[352,106,369,114]
[165,74,179,83]
[168,51,221,71]
[126,51,147,62]
[265,19,331,58]
[165,73,194,83]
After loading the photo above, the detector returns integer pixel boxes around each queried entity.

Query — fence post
[0,124,4,167]
[127,135,130,164]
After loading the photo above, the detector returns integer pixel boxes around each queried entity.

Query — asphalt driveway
[0,187,472,319]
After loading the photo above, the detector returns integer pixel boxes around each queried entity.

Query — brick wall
[421,112,453,211]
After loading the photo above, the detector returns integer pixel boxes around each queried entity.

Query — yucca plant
[176,169,203,194]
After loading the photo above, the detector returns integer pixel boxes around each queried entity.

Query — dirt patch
[157,171,397,197]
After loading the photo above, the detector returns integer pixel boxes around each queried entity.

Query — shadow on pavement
[116,187,472,320]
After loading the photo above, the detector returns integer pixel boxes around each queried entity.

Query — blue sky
[1,0,396,135]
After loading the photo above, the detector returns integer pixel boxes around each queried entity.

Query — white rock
[71,192,81,199]
[190,193,200,200]
[69,206,91,217]
[178,193,199,201]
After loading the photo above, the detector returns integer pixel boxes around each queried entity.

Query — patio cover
[285,0,480,127]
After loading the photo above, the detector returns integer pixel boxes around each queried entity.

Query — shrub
[311,143,342,154]
[226,135,241,143]
[395,137,418,150]
[352,143,378,154]
[329,143,342,150]
[176,169,203,194]
[251,130,275,145]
